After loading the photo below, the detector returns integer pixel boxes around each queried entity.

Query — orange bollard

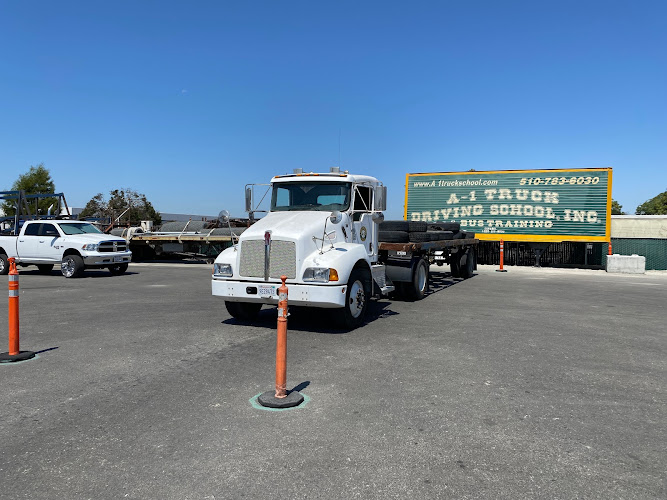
[496,239,507,272]
[257,275,304,409]
[8,258,19,355]
[608,241,612,255]
[1,258,35,363]
[275,275,288,398]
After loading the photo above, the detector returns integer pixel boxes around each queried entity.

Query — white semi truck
[211,168,478,328]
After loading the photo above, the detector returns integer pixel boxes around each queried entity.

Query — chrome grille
[240,239,296,279]
[99,240,127,252]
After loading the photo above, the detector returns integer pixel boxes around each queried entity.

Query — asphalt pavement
[0,263,665,499]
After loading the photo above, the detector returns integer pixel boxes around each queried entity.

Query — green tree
[1,163,57,216]
[611,199,624,215]
[636,190,667,215]
[79,188,162,225]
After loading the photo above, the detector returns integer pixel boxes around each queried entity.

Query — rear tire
[338,268,370,330]
[108,263,129,276]
[458,248,476,279]
[37,264,54,274]
[225,301,262,321]
[61,254,84,278]
[404,258,429,300]
[450,253,461,278]
[0,254,8,275]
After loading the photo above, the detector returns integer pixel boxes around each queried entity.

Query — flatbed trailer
[377,236,479,299]
[128,231,239,262]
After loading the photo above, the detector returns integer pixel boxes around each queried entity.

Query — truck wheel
[37,264,54,274]
[225,301,262,321]
[108,263,129,276]
[458,248,476,279]
[339,268,370,329]
[404,258,429,300]
[61,255,84,278]
[0,254,8,275]
[450,252,461,278]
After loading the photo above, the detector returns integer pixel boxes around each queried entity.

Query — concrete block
[606,254,646,274]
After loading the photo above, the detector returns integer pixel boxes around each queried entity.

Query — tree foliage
[79,189,162,225]
[611,199,624,215]
[1,163,57,216]
[635,190,667,215]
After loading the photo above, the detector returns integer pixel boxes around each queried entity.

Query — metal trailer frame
[0,191,71,235]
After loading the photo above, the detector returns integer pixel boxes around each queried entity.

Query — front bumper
[82,251,132,266]
[212,278,347,308]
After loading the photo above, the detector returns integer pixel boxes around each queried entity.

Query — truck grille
[99,241,127,252]
[239,239,296,279]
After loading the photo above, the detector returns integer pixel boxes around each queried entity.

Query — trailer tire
[225,301,262,321]
[404,258,429,301]
[0,254,8,275]
[378,230,409,243]
[379,220,409,232]
[338,268,370,329]
[408,221,427,233]
[428,222,460,232]
[458,248,476,279]
[61,254,84,278]
[450,254,461,278]
[108,263,129,276]
[37,264,54,274]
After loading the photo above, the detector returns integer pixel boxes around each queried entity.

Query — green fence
[603,238,667,270]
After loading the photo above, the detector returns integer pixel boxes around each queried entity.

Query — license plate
[113,256,123,263]
[258,285,275,297]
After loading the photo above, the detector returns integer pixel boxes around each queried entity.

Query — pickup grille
[99,241,127,252]
[239,239,296,279]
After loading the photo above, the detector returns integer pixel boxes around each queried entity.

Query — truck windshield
[271,182,351,212]
[58,223,103,235]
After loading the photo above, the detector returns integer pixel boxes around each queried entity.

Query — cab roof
[271,172,380,185]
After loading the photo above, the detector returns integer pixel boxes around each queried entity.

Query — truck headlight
[213,263,233,277]
[303,267,338,282]
[81,243,100,251]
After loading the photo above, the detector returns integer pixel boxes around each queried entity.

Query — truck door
[37,223,63,262]
[352,185,376,259]
[18,223,42,259]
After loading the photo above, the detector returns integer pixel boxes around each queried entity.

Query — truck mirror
[245,187,252,213]
[372,212,384,224]
[375,186,387,211]
[218,210,230,223]
[329,211,343,225]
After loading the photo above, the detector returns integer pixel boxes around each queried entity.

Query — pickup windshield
[58,223,102,235]
[271,182,351,212]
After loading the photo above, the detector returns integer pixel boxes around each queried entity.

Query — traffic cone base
[0,350,35,363]
[258,390,304,409]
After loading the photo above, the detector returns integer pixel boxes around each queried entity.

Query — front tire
[0,254,8,275]
[225,301,262,321]
[61,254,84,278]
[108,263,129,276]
[339,268,370,330]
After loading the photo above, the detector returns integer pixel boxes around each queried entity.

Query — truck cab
[212,168,390,328]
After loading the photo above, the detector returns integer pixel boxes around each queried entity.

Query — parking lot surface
[0,263,665,499]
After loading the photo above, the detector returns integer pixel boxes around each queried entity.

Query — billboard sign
[405,168,612,242]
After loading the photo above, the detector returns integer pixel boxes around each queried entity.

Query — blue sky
[1,1,665,219]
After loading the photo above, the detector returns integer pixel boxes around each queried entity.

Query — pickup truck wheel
[458,248,476,279]
[108,263,129,276]
[61,255,84,278]
[0,254,8,275]
[37,264,54,274]
[339,268,370,329]
[225,301,262,321]
[404,258,429,300]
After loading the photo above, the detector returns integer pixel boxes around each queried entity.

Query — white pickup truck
[0,220,132,278]
[212,168,478,328]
